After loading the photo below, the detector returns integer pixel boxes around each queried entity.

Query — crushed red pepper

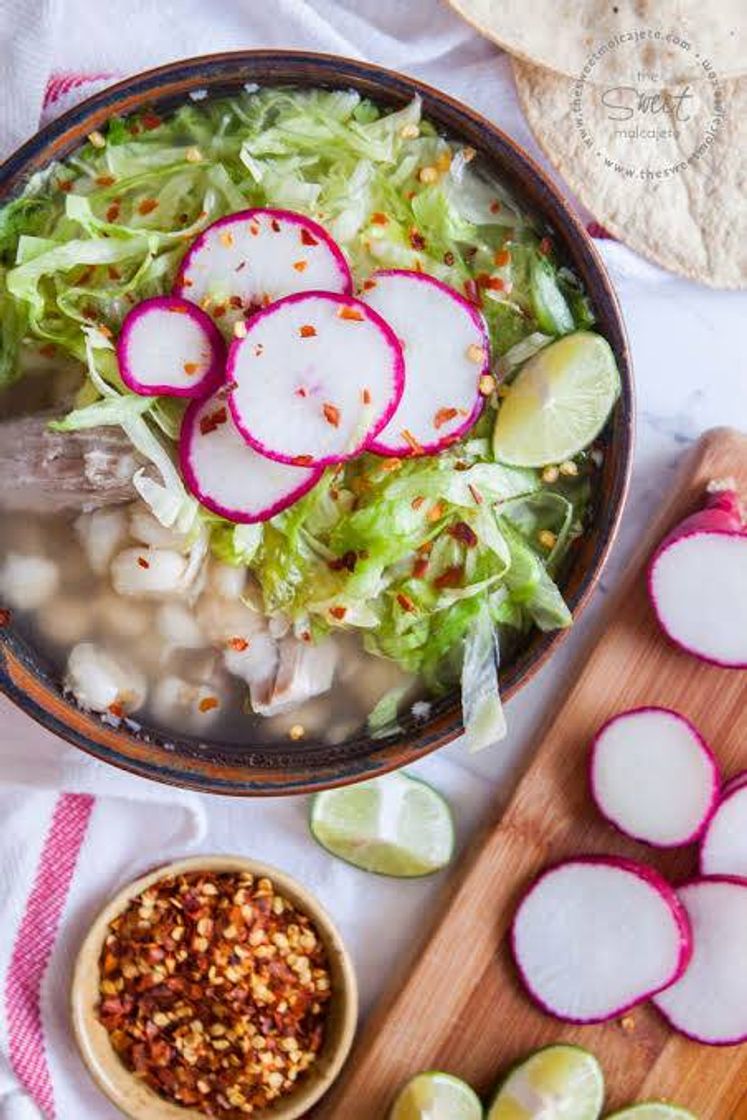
[449,521,478,548]
[96,870,331,1119]
[200,407,228,436]
[300,228,318,246]
[434,565,464,590]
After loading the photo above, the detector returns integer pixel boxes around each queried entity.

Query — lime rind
[605,1105,697,1120]
[488,1043,604,1120]
[390,1070,484,1120]
[309,770,455,878]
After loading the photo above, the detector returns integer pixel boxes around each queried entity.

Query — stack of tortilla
[447,0,746,288]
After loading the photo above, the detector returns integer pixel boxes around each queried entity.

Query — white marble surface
[3,0,747,1028]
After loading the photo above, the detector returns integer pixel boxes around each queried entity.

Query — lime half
[488,1044,604,1120]
[606,1106,696,1120]
[492,331,620,467]
[310,771,454,877]
[390,1071,483,1120]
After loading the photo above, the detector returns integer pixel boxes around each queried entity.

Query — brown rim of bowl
[0,50,634,796]
[71,855,358,1120]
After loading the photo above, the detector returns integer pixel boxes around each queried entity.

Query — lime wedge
[492,331,620,467]
[488,1044,604,1120]
[390,1071,483,1120]
[310,771,454,877]
[606,1106,696,1120]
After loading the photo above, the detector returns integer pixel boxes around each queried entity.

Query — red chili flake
[248,221,260,236]
[401,428,424,455]
[228,295,243,309]
[468,483,484,506]
[418,540,434,556]
[199,406,228,435]
[290,259,307,274]
[371,212,389,225]
[379,458,402,473]
[485,276,505,292]
[361,388,372,405]
[58,179,74,192]
[362,278,377,291]
[489,199,502,214]
[300,629,312,642]
[328,550,357,573]
[77,266,95,287]
[443,250,455,266]
[137,556,150,570]
[108,266,121,281]
[228,637,249,652]
[212,304,227,319]
[434,565,464,589]
[427,501,445,523]
[271,219,281,233]
[235,261,246,272]
[183,277,194,287]
[95,175,116,187]
[141,110,162,130]
[329,605,347,620]
[253,343,264,357]
[539,236,552,256]
[299,324,317,338]
[108,701,125,719]
[397,592,416,613]
[412,557,429,579]
[39,343,56,358]
[411,496,425,511]
[97,324,113,339]
[198,696,219,713]
[138,198,158,215]
[414,258,424,273]
[82,305,98,321]
[183,362,200,376]
[463,278,482,307]
[449,521,478,547]
[329,487,340,501]
[168,305,189,314]
[323,402,341,428]
[292,454,314,466]
[434,407,458,430]
[0,608,11,627]
[129,120,141,135]
[494,248,511,267]
[409,228,426,251]
[300,228,318,246]
[337,305,364,322]
[295,386,309,398]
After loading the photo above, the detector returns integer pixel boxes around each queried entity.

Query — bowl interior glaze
[0,52,633,795]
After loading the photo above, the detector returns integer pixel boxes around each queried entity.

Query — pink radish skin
[511,856,692,1025]
[363,269,489,457]
[590,707,720,849]
[174,208,352,332]
[648,487,747,668]
[653,876,747,1045]
[117,296,225,398]
[700,782,747,878]
[227,291,405,467]
[179,392,323,524]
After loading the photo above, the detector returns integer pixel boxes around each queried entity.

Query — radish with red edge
[590,707,720,848]
[362,269,489,457]
[511,856,692,1024]
[700,782,747,878]
[227,291,404,467]
[648,485,747,667]
[179,392,323,524]
[117,295,224,398]
[653,876,747,1044]
[174,208,352,332]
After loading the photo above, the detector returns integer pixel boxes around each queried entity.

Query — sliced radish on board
[174,208,352,331]
[590,707,720,847]
[117,295,225,398]
[362,269,489,457]
[511,857,692,1024]
[653,877,747,1044]
[648,487,747,668]
[228,291,404,466]
[700,783,747,877]
[179,392,323,524]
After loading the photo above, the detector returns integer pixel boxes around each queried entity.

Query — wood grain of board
[319,429,747,1120]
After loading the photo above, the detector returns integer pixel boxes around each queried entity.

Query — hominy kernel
[400,123,420,139]
[478,373,496,396]
[418,165,439,184]
[538,529,557,549]
[467,343,485,364]
[542,466,560,484]
[288,724,305,741]
[88,130,106,148]
[185,147,203,163]
[559,459,579,477]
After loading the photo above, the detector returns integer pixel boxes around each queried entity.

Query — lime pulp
[390,1071,484,1120]
[487,1044,604,1120]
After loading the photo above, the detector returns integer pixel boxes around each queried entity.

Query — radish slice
[653,877,747,1044]
[117,296,224,398]
[363,269,489,457]
[700,783,747,877]
[179,392,323,524]
[227,291,404,467]
[174,208,352,331]
[648,487,747,668]
[511,857,692,1024]
[590,707,720,847]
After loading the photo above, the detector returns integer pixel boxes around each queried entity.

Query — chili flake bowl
[0,51,633,795]
[71,855,358,1120]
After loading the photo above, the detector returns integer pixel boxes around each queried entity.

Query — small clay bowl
[71,855,358,1120]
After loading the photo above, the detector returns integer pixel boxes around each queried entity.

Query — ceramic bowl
[0,51,634,794]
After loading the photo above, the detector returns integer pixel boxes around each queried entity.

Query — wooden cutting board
[319,428,747,1120]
